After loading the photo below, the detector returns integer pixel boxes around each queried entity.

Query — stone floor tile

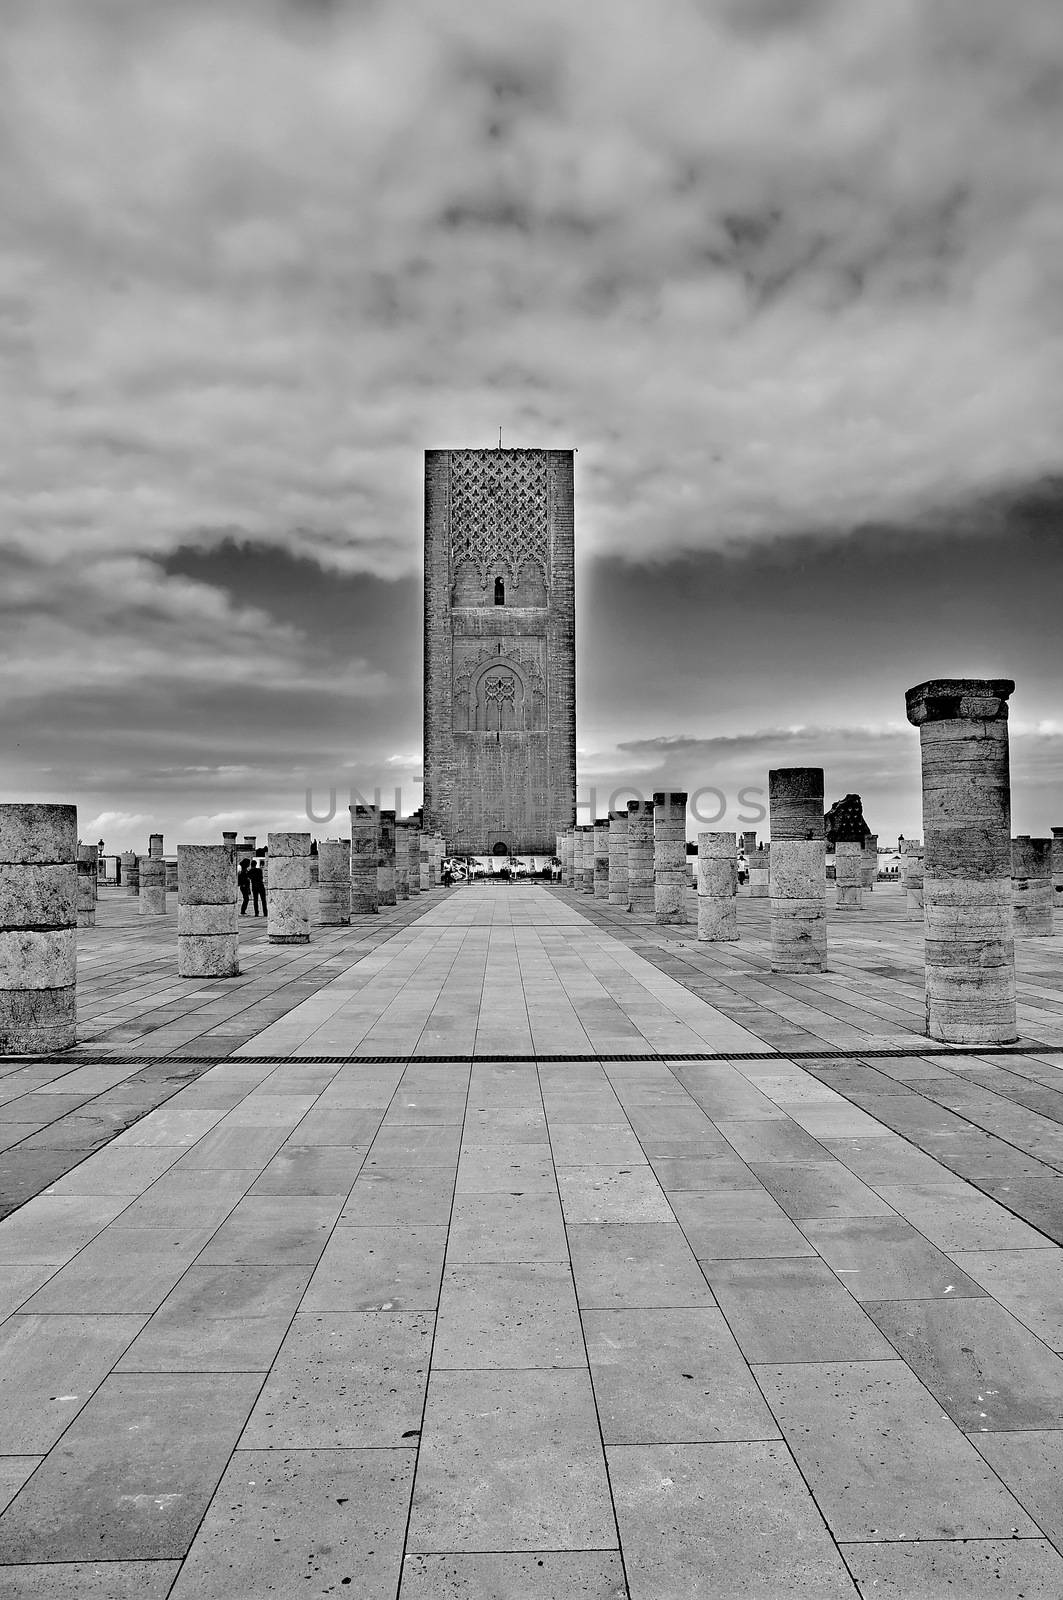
[455,1144,556,1192]
[433,1261,584,1368]
[284,1106,385,1145]
[0,1561,181,1599]
[584,1306,779,1444]
[703,1257,895,1362]
[0,1457,40,1515]
[802,1216,987,1300]
[950,1247,1063,1349]
[399,1551,627,1598]
[196,1195,342,1265]
[566,1221,713,1313]
[549,1122,648,1165]
[717,1118,831,1163]
[20,1222,220,1313]
[672,1190,816,1259]
[407,1368,616,1553]
[972,1429,1063,1549]
[366,1125,463,1166]
[875,1184,1052,1250]
[240,1311,431,1448]
[754,1360,1036,1540]
[864,1296,1063,1430]
[447,1190,569,1262]
[749,1158,893,1219]
[0,1312,146,1451]
[0,1371,262,1561]
[646,1151,759,1191]
[248,1142,367,1195]
[608,1440,855,1599]
[557,1166,674,1225]
[0,1194,135,1264]
[302,1223,446,1312]
[340,1164,456,1226]
[168,1447,415,1600]
[840,1537,1063,1597]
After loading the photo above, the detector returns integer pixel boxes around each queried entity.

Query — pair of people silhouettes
[238,856,267,916]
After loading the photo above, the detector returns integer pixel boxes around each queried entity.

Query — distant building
[423,448,576,854]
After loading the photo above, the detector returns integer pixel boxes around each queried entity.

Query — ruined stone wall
[423,448,577,855]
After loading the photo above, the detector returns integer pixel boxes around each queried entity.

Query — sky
[2,0,1061,852]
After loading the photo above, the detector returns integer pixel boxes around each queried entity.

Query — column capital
[905,679,1014,726]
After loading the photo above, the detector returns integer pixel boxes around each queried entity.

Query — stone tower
[423,447,576,856]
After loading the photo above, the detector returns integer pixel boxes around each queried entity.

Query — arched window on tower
[494,576,505,605]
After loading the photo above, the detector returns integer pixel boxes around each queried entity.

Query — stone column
[561,828,574,888]
[165,859,179,894]
[434,835,446,885]
[627,800,655,916]
[653,792,689,924]
[222,831,237,852]
[697,832,738,941]
[267,832,311,944]
[834,841,864,909]
[177,845,239,978]
[0,803,77,1054]
[418,833,431,892]
[394,824,409,900]
[1051,827,1063,903]
[139,852,167,916]
[318,839,350,925]
[149,833,164,859]
[607,811,629,907]
[748,846,770,898]
[349,805,380,916]
[768,768,826,973]
[742,831,758,859]
[906,678,1016,1045]
[407,829,422,896]
[121,850,139,896]
[862,833,878,891]
[593,820,610,900]
[377,810,397,907]
[242,835,256,855]
[1013,837,1054,937]
[577,825,593,893]
[901,840,924,920]
[77,843,98,928]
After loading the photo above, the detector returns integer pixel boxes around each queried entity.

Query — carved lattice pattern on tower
[449,449,549,588]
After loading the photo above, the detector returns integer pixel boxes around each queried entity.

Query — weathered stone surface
[768,768,824,841]
[76,844,98,927]
[769,771,826,973]
[350,806,379,915]
[824,794,869,848]
[748,845,770,898]
[653,792,688,925]
[268,833,310,944]
[862,832,879,891]
[423,448,576,855]
[626,801,654,916]
[0,804,78,1055]
[177,845,239,978]
[578,825,594,894]
[901,839,924,919]
[607,812,628,907]
[834,841,864,909]
[317,840,350,925]
[1052,827,1063,899]
[593,820,610,900]
[1013,836,1054,936]
[906,677,1016,1044]
[697,832,738,941]
[138,855,166,917]
[121,851,139,895]
[377,810,397,907]
[148,833,164,859]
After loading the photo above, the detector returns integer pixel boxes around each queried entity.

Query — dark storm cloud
[2,0,1061,839]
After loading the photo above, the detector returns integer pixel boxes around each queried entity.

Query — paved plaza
[2,882,1063,1596]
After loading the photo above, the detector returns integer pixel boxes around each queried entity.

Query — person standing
[249,856,267,917]
[237,857,251,916]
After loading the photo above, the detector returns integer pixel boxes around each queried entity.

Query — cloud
[2,0,1061,587]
